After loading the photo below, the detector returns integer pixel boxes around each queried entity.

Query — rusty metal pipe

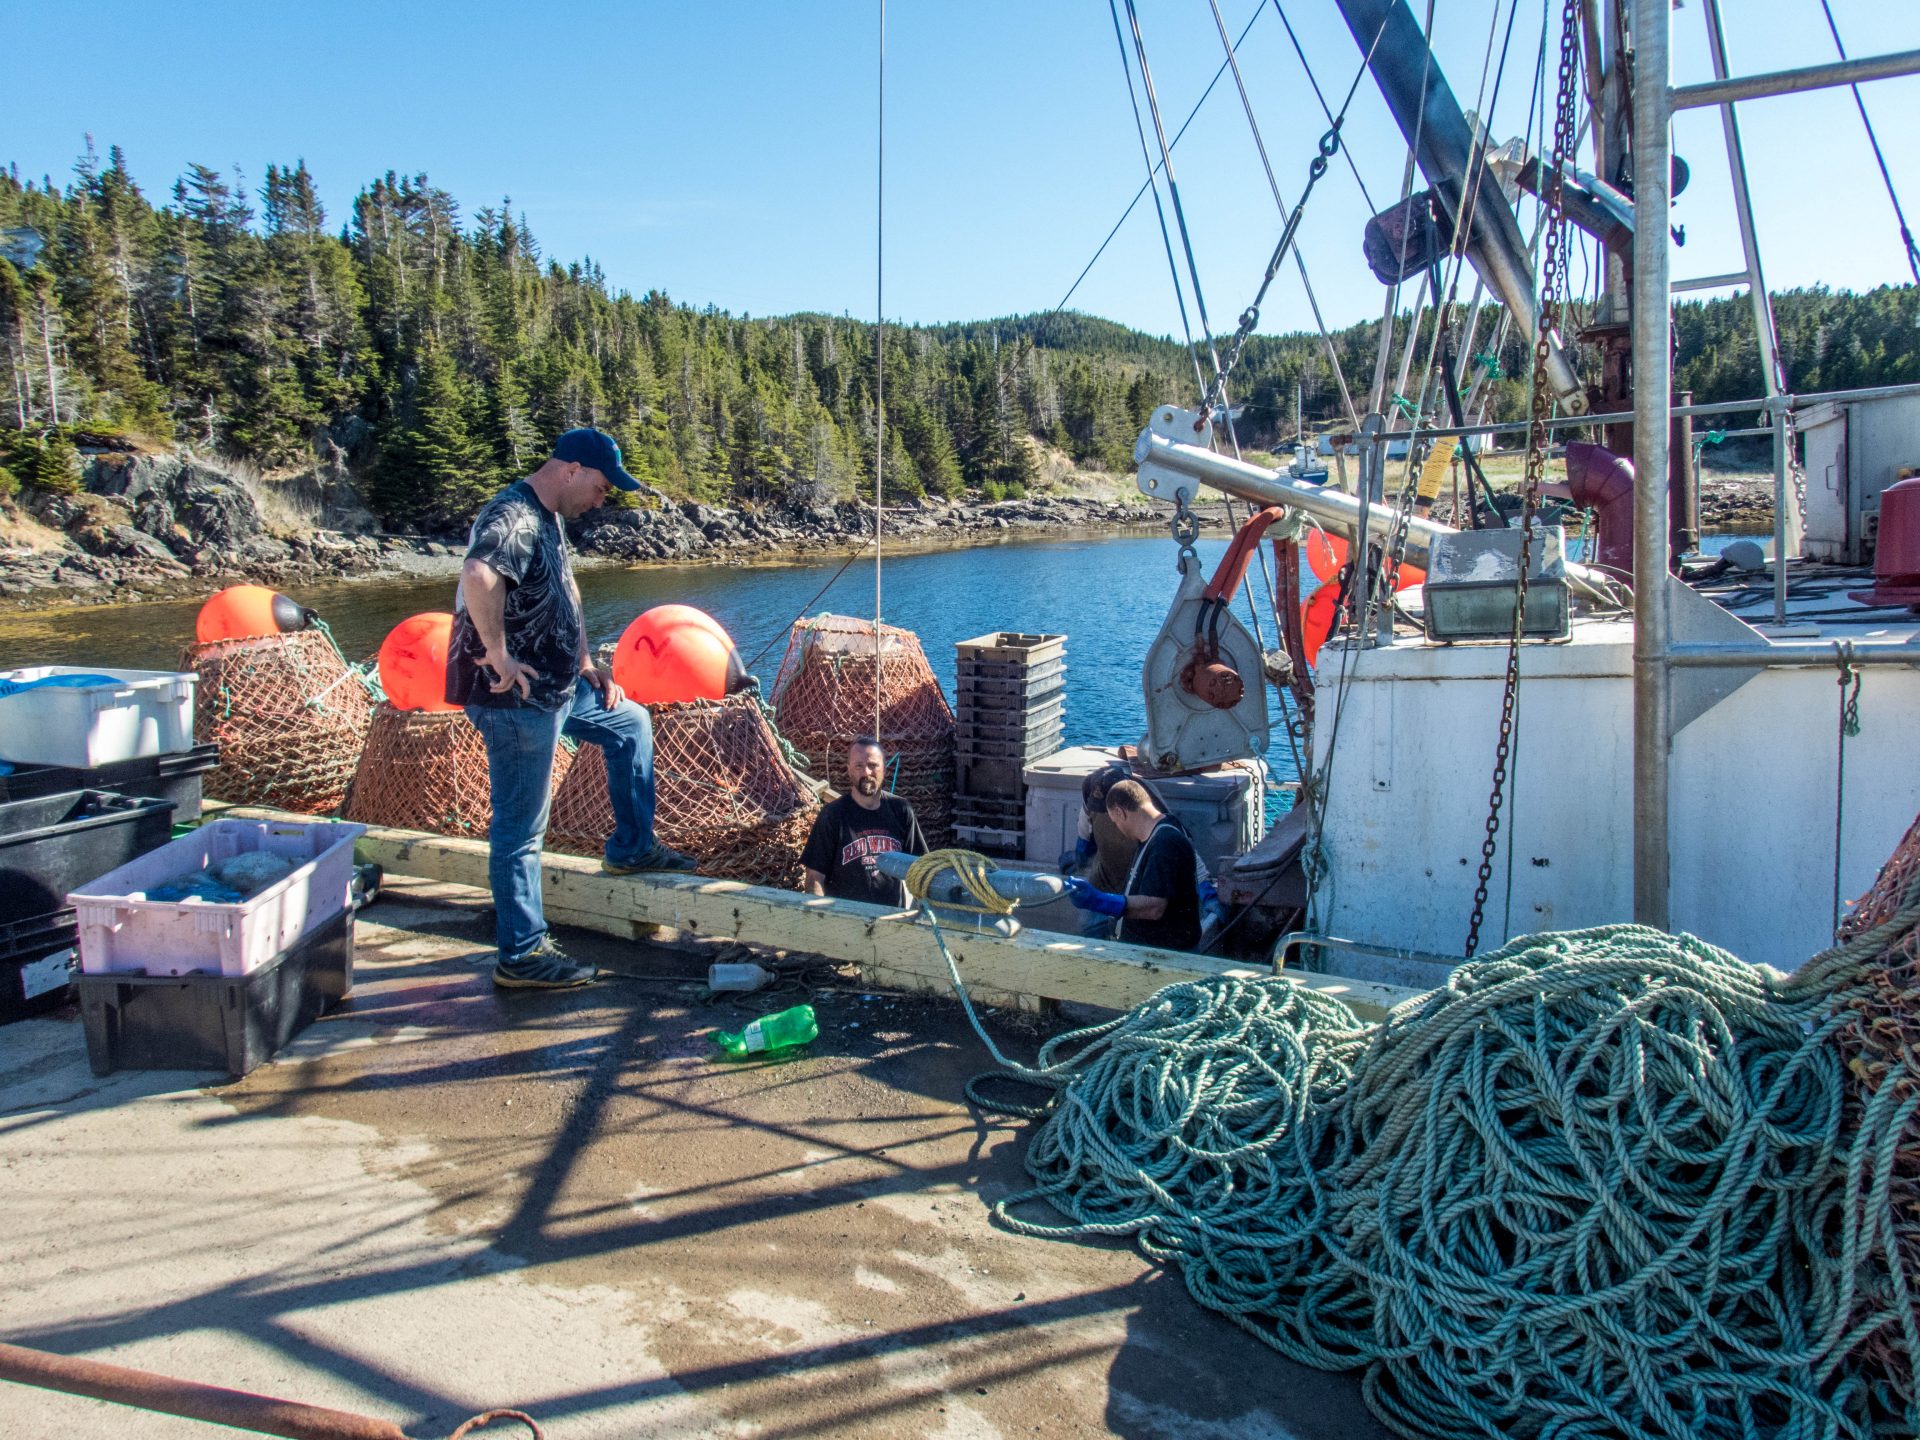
[0,1341,406,1440]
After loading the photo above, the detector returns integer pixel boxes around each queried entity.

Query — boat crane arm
[1332,0,1589,415]
[1133,406,1620,605]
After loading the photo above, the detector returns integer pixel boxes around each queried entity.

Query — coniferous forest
[1,145,1915,531]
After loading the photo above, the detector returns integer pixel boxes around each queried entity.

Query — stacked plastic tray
[951,632,1066,857]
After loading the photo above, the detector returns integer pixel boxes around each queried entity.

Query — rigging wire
[1105,0,1208,398]
[873,0,885,742]
[1270,1,1379,215]
[1211,0,1363,433]
[1814,0,1920,285]
[1114,0,1274,658]
[1053,1,1270,318]
[1120,0,1242,457]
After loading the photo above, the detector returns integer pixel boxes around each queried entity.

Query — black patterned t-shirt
[445,481,583,712]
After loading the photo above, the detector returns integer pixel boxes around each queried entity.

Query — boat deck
[1,876,1386,1439]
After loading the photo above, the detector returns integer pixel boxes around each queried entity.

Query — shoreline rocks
[0,437,1779,612]
[0,476,1179,611]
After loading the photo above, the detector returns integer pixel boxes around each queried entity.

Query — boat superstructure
[1111,0,1920,976]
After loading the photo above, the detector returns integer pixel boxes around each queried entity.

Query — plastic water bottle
[713,1004,818,1059]
[708,960,774,992]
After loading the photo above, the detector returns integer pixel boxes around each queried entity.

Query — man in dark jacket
[800,737,926,906]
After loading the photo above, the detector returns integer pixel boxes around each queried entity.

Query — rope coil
[964,910,1920,1440]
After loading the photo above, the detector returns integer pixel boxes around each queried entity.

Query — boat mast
[1628,0,1672,928]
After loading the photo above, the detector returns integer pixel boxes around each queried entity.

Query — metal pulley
[1140,506,1295,772]
[1180,654,1245,710]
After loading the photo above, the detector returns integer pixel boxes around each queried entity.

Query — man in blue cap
[446,427,697,990]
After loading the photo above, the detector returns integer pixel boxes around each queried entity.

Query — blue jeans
[1078,912,1117,942]
[467,677,659,965]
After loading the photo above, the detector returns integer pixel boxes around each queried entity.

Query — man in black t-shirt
[1066,778,1200,951]
[799,737,927,906]
[447,427,695,993]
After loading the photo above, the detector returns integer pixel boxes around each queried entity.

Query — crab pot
[548,693,820,887]
[771,614,955,847]
[342,704,572,841]
[184,632,377,815]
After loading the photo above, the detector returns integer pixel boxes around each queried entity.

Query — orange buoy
[1302,581,1341,668]
[1304,531,1425,591]
[377,612,458,713]
[612,605,742,705]
[195,585,314,644]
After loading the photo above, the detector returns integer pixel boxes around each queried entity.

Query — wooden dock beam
[214,807,1418,1021]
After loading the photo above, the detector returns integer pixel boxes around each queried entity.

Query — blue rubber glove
[1056,837,1096,874]
[1065,877,1126,918]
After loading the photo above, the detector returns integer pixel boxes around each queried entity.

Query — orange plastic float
[377,612,457,713]
[194,585,314,643]
[1304,530,1425,590]
[612,604,743,704]
[1301,582,1341,668]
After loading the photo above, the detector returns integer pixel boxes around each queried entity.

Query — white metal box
[1022,744,1265,876]
[1799,392,1920,564]
[0,665,197,768]
[70,818,365,978]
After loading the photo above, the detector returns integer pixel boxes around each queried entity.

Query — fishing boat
[1062,0,1920,985]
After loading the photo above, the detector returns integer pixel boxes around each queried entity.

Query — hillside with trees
[2,143,1915,531]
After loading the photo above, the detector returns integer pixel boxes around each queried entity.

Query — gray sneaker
[602,844,699,875]
[493,940,598,990]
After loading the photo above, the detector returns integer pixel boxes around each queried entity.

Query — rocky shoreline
[0,441,1777,612]
[0,444,1175,610]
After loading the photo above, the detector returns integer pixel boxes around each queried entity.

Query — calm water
[0,531,1309,789]
[0,523,1761,797]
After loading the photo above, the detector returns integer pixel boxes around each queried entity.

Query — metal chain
[1169,494,1202,559]
[1195,121,1344,429]
[1466,0,1581,958]
[1832,644,1862,937]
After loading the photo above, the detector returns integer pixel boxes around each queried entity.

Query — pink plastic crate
[70,818,364,978]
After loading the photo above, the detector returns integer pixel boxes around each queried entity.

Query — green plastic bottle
[713,1004,819,1059]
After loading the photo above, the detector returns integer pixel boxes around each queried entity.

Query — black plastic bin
[0,743,219,821]
[0,789,177,926]
[1,920,78,1023]
[76,909,355,1077]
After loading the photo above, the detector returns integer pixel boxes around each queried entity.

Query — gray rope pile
[969,923,1920,1440]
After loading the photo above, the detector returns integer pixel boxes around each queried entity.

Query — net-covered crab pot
[547,692,820,887]
[771,614,955,846]
[183,630,377,815]
[1833,809,1920,1429]
[342,703,573,840]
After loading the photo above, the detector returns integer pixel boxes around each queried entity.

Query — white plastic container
[1023,745,1265,875]
[0,665,197,768]
[70,818,365,977]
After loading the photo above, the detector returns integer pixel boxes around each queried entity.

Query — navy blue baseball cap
[552,427,641,491]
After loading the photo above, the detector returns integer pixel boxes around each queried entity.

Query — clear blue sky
[4,1,1916,341]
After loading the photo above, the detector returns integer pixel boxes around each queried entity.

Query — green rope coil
[972,925,1912,1439]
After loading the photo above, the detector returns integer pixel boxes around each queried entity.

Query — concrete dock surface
[0,877,1386,1439]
